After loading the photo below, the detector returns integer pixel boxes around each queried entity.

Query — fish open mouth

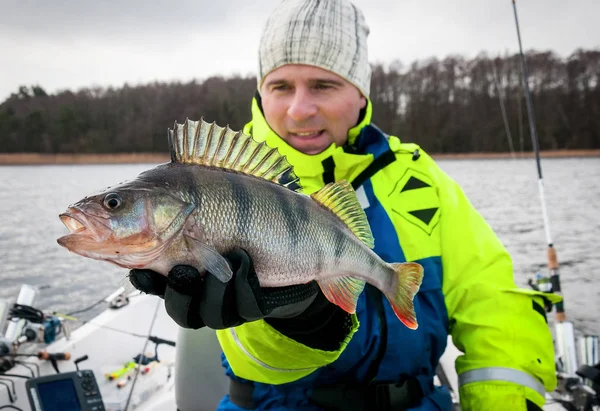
[60,213,88,234]
[57,208,105,244]
[57,208,108,252]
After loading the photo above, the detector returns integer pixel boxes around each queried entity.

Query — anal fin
[317,276,366,314]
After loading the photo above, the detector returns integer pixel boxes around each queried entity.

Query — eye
[103,193,122,210]
[272,84,291,92]
[315,83,332,90]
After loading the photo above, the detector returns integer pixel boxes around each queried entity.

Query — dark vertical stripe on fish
[171,165,202,205]
[315,239,325,274]
[368,255,377,275]
[269,184,302,249]
[295,191,310,230]
[227,174,253,238]
[333,227,345,263]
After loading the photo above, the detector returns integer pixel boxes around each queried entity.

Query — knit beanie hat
[257,0,371,98]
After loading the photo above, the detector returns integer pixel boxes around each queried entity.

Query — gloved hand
[128,248,321,330]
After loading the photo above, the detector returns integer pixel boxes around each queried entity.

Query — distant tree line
[1,49,598,154]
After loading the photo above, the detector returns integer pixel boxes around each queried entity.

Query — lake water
[0,157,599,335]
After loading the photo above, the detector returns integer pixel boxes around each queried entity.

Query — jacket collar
[242,96,388,194]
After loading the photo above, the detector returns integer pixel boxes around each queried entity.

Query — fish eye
[103,193,122,210]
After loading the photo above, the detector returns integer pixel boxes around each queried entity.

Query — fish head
[57,177,194,268]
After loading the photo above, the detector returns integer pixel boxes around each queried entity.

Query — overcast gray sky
[1,0,599,102]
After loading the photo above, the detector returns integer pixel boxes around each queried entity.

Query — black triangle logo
[401,176,431,192]
[408,208,438,225]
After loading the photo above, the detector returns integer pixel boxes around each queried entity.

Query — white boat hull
[0,289,580,410]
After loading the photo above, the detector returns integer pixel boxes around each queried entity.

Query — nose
[287,88,317,121]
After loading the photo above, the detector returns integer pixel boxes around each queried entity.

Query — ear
[359,96,367,109]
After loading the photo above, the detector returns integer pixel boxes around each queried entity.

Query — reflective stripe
[458,367,546,398]
[229,328,315,373]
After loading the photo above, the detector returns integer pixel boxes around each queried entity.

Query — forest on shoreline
[1,49,598,158]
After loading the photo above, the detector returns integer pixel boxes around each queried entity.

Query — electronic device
[26,369,105,411]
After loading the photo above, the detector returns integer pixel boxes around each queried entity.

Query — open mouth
[60,213,88,234]
[60,212,89,234]
[56,208,107,251]
[290,130,325,139]
[58,208,106,241]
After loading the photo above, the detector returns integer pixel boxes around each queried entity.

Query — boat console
[26,369,105,411]
[1,282,599,411]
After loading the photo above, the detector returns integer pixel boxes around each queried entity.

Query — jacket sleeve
[433,162,559,410]
[215,314,358,384]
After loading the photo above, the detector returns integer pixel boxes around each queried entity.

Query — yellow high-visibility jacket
[216,97,560,410]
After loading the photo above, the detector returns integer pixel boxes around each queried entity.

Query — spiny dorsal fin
[311,180,374,248]
[168,118,302,192]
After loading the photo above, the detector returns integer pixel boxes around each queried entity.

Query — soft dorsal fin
[168,118,302,192]
[311,180,374,248]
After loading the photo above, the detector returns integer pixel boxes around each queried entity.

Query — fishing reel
[555,362,600,411]
[1,285,70,360]
[8,307,66,347]
[552,332,600,411]
[528,273,600,410]
[576,362,600,406]
[528,272,555,312]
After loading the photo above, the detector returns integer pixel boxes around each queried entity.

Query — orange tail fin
[383,262,424,330]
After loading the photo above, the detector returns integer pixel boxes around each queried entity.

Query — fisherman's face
[260,64,367,155]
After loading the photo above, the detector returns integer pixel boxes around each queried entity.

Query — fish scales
[57,118,424,329]
[162,165,387,288]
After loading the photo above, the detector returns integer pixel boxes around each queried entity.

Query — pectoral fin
[184,234,233,283]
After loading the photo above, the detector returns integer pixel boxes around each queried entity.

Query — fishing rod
[511,0,566,322]
[510,10,600,409]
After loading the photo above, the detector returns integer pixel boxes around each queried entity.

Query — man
[129,0,560,409]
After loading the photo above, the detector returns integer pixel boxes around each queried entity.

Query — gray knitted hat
[258,0,371,97]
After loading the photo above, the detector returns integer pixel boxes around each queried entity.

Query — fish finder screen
[37,378,82,411]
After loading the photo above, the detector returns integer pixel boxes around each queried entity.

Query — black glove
[129,248,319,328]
[129,248,352,351]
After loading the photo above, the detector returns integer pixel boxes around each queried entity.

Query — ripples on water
[438,157,600,335]
[0,157,598,334]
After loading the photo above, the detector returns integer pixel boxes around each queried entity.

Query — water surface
[0,157,598,335]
